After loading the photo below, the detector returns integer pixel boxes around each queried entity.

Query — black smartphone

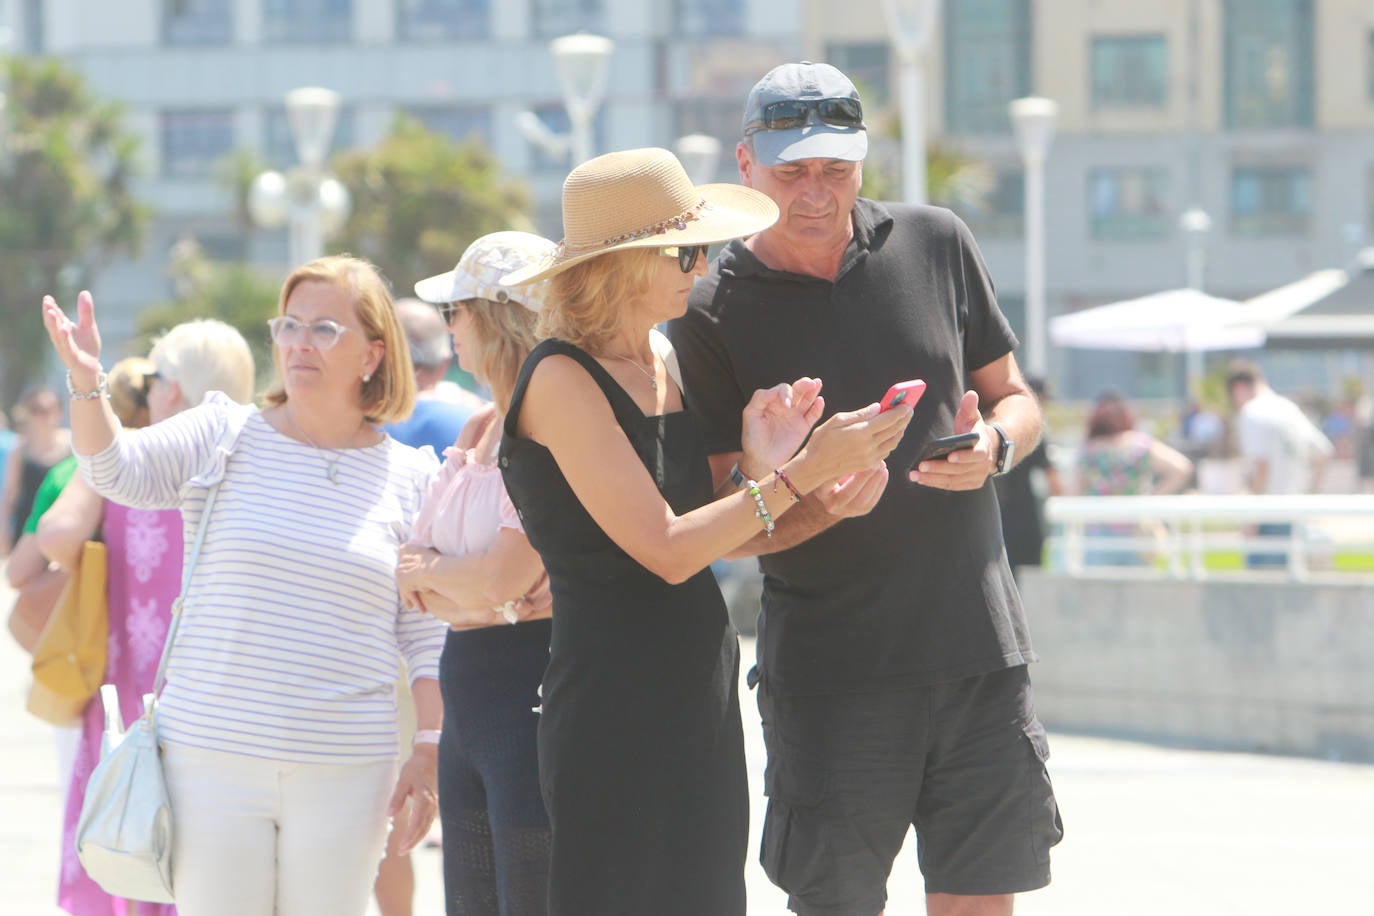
[914,431,980,465]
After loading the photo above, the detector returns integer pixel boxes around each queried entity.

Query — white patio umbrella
[1050,288,1266,353]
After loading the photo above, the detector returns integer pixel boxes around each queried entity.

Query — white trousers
[163,743,395,916]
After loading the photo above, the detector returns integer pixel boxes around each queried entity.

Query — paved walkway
[1,568,1368,914]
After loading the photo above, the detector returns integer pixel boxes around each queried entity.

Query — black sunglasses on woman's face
[659,244,710,273]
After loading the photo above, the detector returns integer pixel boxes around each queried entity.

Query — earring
[362,373,371,382]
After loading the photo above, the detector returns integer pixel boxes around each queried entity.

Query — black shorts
[757,665,1063,915]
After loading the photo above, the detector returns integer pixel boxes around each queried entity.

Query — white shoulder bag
[74,480,221,903]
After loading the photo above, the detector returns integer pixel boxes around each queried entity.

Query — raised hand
[908,389,996,490]
[740,377,824,475]
[41,291,103,384]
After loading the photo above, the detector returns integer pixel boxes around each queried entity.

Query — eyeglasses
[267,316,351,351]
[437,301,466,324]
[743,98,865,136]
[660,244,709,273]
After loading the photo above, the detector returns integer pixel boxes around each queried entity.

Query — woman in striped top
[41,256,449,916]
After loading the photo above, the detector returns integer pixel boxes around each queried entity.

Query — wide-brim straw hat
[501,147,779,287]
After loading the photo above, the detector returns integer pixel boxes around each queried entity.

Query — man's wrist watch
[989,423,1015,477]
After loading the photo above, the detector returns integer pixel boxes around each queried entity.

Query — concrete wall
[1020,569,1374,761]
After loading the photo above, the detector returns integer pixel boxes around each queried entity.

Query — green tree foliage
[135,239,281,391]
[859,104,993,212]
[0,56,148,405]
[329,116,534,292]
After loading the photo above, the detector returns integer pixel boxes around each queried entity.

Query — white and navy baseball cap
[742,61,868,166]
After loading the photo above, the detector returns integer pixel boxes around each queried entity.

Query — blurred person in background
[4,366,148,805]
[398,231,557,916]
[0,410,17,543]
[996,377,1064,578]
[1077,390,1193,566]
[2,385,72,552]
[38,323,255,916]
[383,298,482,454]
[41,255,447,916]
[1226,360,1334,567]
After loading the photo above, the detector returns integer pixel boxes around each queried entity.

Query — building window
[1223,0,1313,128]
[161,109,235,179]
[530,0,603,39]
[264,107,356,170]
[944,0,1031,135]
[1091,35,1167,109]
[826,42,891,107]
[525,103,605,173]
[396,0,490,41]
[406,106,492,147]
[673,0,745,38]
[1229,166,1311,236]
[962,168,1024,238]
[263,0,352,45]
[162,0,233,45]
[1089,168,1170,240]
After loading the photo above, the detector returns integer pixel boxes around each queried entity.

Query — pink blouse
[411,447,524,557]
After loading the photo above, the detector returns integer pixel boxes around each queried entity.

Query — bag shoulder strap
[149,481,222,701]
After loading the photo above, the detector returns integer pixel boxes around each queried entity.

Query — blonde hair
[107,357,155,429]
[149,319,256,407]
[460,299,539,414]
[264,255,417,425]
[538,248,661,354]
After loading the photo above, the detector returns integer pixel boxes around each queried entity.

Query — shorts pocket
[1019,716,1065,861]
[759,747,829,895]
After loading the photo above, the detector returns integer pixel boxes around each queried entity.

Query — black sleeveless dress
[500,339,748,916]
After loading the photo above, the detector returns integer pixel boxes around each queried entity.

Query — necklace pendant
[326,463,341,485]
[648,378,657,391]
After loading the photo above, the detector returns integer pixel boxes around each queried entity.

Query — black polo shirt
[667,198,1036,696]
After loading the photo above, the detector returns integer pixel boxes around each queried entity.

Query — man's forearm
[726,494,840,558]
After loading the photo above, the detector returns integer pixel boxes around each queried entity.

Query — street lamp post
[674,134,721,184]
[518,34,614,168]
[248,87,351,268]
[879,0,937,205]
[1178,206,1212,390]
[1179,207,1211,291]
[1010,96,1058,379]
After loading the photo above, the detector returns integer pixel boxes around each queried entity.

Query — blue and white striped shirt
[80,394,445,763]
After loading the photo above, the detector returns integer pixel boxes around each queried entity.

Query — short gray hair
[149,319,255,406]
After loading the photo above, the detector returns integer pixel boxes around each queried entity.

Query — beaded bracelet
[746,481,775,537]
[773,468,803,503]
[67,370,109,401]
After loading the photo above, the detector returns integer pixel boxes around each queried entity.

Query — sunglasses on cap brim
[744,98,865,135]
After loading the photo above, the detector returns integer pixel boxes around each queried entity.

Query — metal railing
[1043,494,1374,580]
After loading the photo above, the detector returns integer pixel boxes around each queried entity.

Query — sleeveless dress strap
[505,338,647,440]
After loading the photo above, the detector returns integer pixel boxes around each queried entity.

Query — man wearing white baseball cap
[669,61,1062,916]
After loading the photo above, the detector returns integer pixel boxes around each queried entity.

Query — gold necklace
[611,353,658,391]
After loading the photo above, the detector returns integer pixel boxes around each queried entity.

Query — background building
[5,1,1372,400]
[3,0,801,348]
[804,0,1374,398]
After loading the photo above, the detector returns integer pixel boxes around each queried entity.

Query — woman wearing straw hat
[498,147,912,914]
